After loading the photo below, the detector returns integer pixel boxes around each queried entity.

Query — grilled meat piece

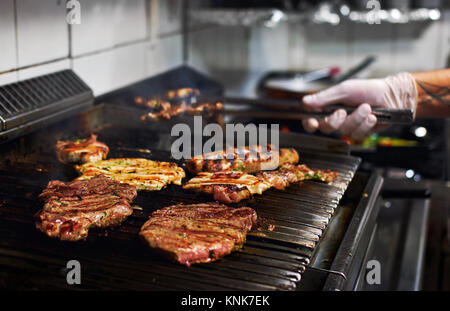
[56,134,109,164]
[138,99,223,122]
[256,163,339,190]
[139,203,257,266]
[183,171,271,204]
[165,88,200,100]
[186,145,299,174]
[36,175,137,241]
[75,158,185,191]
[280,163,339,184]
[256,167,298,190]
[184,163,338,203]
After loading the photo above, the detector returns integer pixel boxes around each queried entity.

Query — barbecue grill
[0,67,383,290]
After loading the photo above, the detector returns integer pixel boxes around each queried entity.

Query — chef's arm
[302,68,450,140]
[412,69,450,118]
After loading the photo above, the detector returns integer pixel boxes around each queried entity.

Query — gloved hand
[302,72,418,141]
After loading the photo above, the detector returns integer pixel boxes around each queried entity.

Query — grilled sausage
[186,145,299,174]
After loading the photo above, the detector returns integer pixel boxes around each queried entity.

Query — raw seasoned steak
[36,175,137,241]
[139,203,257,266]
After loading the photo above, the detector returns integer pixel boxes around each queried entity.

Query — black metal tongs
[191,96,414,125]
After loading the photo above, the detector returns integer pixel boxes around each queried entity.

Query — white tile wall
[0,72,18,87]
[147,33,183,76]
[350,23,395,76]
[304,22,351,71]
[73,42,148,96]
[158,0,183,36]
[440,10,450,68]
[16,0,69,67]
[287,23,307,70]
[71,0,147,57]
[249,24,291,71]
[0,1,17,72]
[18,59,71,80]
[187,28,211,73]
[72,34,183,96]
[394,22,442,73]
[0,0,185,95]
[188,26,252,73]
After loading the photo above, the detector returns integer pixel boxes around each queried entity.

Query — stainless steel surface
[397,199,430,290]
[323,173,384,290]
[358,197,430,290]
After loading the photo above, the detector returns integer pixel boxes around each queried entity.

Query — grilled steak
[36,175,137,241]
[183,171,271,204]
[186,145,299,174]
[184,164,339,203]
[75,158,185,191]
[139,203,257,266]
[56,133,109,164]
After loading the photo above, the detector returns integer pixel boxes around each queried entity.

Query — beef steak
[139,203,257,266]
[36,175,137,241]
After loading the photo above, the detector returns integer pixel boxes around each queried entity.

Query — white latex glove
[302,72,418,141]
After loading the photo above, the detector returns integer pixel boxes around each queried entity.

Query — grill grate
[0,70,92,132]
[0,134,360,290]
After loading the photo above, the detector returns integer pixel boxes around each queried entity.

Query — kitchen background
[0,0,449,96]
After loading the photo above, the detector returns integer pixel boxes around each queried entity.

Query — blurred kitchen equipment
[333,56,376,83]
[384,0,411,11]
[412,0,442,9]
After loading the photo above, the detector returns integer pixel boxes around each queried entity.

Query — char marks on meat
[186,145,299,174]
[182,171,271,204]
[256,163,339,190]
[139,203,257,266]
[75,158,186,191]
[56,133,109,165]
[184,164,339,203]
[36,175,137,241]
